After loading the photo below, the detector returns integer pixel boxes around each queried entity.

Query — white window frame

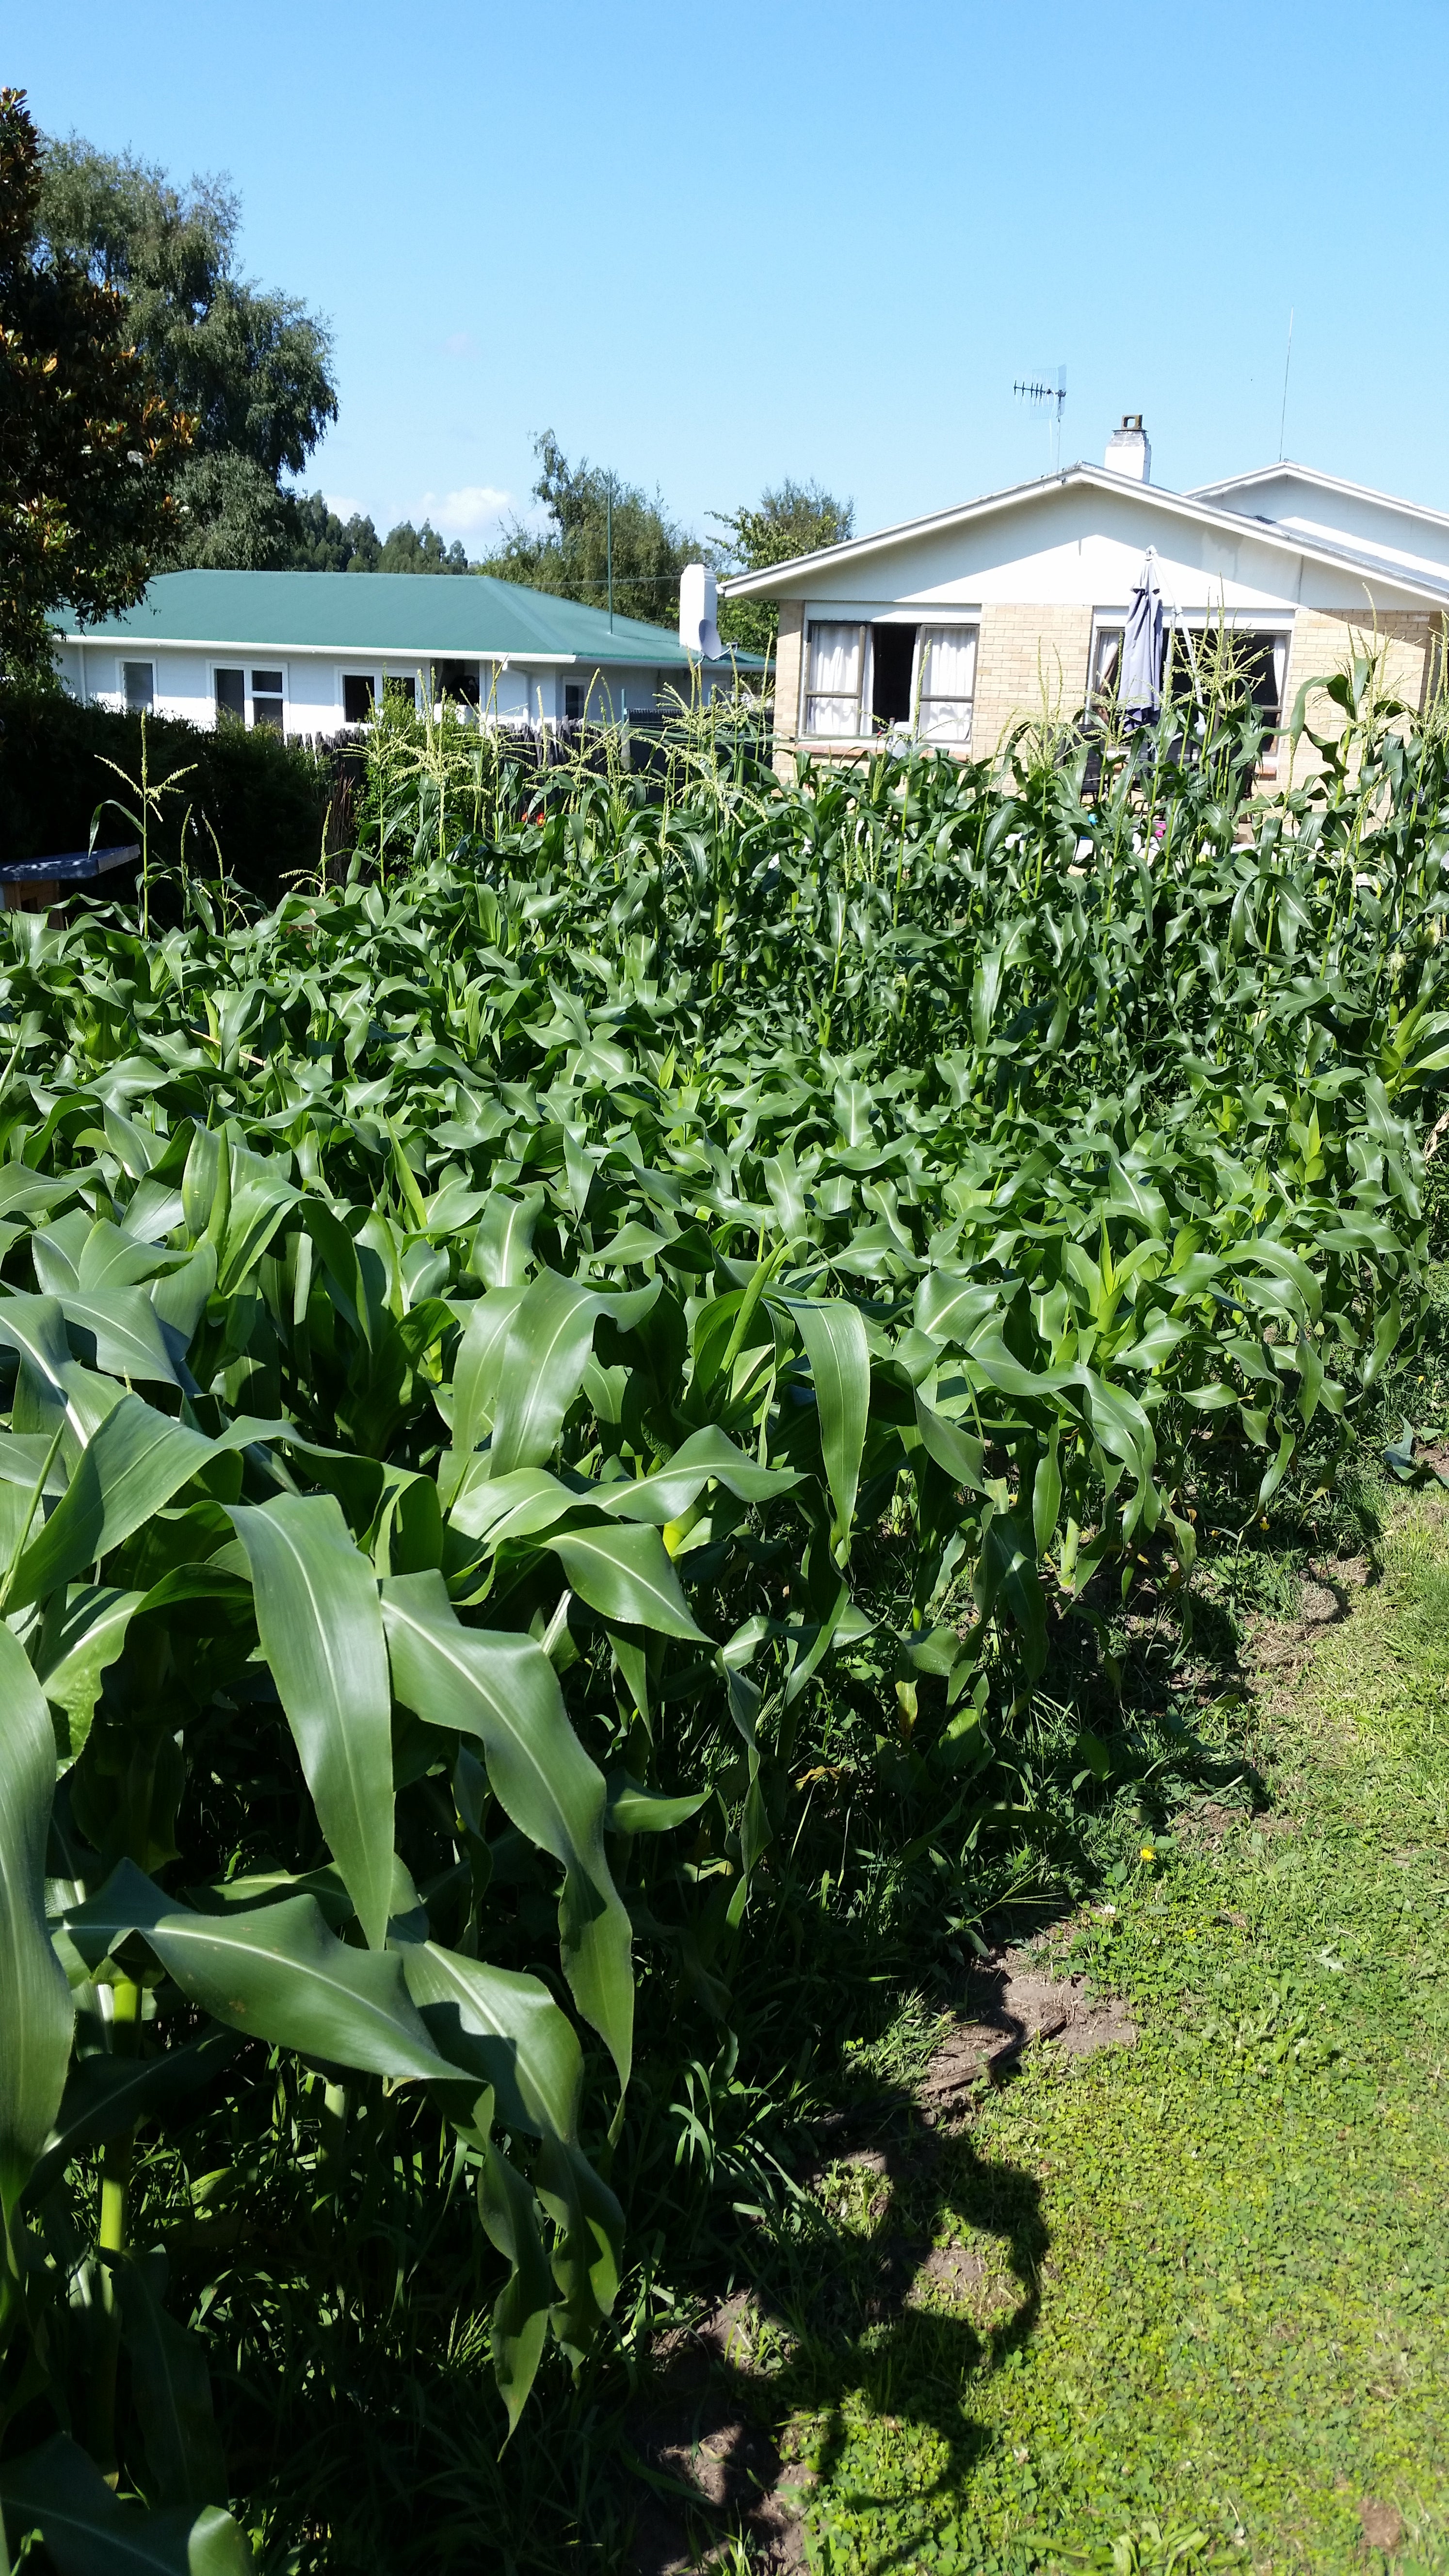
[209,661,290,732]
[913,624,979,747]
[119,657,155,713]
[802,619,866,737]
[1086,616,1127,708]
[1087,606,1293,770]
[564,670,614,725]
[342,669,381,725]
[211,663,248,728]
[799,603,982,745]
[249,664,288,734]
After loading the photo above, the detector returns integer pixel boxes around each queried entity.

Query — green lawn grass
[735,1501,1449,2575]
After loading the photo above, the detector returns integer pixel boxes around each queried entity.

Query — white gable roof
[720,460,1449,613]
[1187,461,1449,588]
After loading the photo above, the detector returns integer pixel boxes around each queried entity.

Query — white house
[720,418,1449,773]
[52,569,755,737]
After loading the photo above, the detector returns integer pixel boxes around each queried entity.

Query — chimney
[679,563,722,659]
[1105,414,1151,483]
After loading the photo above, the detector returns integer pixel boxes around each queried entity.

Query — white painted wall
[1194,467,1449,585]
[53,642,676,734]
[757,479,1439,621]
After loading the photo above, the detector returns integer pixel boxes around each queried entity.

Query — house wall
[968,603,1095,757]
[1193,469,1449,586]
[755,475,1449,770]
[55,644,676,738]
[1280,609,1445,783]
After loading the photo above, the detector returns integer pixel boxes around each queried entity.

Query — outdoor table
[0,844,142,914]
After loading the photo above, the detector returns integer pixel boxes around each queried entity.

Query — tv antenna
[1014,364,1067,472]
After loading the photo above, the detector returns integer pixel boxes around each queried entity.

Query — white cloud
[443,331,479,358]
[322,493,363,521]
[418,484,511,538]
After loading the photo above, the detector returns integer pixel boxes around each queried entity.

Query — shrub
[0,684,333,904]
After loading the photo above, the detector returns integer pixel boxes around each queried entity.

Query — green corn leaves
[397,1943,582,2141]
[230,1496,396,1951]
[791,1299,871,1565]
[12,1399,213,1610]
[117,2250,229,2511]
[0,680,1443,2524]
[63,1866,444,2082]
[380,1574,633,2092]
[0,2436,250,2575]
[0,1627,74,2216]
[547,1522,706,1640]
[488,1271,657,1475]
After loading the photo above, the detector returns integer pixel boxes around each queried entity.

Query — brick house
[719,419,1449,776]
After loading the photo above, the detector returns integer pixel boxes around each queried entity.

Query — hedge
[0,687,339,908]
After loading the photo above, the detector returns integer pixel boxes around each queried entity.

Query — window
[252,670,285,732]
[564,682,585,722]
[917,626,977,744]
[343,674,375,725]
[1162,624,1290,770]
[383,674,416,708]
[870,625,917,726]
[122,660,154,712]
[215,668,246,724]
[1089,626,1125,708]
[805,622,864,736]
[432,659,481,708]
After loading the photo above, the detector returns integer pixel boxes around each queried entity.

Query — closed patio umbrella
[1119,548,1164,732]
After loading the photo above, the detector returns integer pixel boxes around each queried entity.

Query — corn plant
[0,670,1445,2562]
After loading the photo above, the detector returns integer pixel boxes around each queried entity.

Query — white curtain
[1093,628,1124,696]
[918,625,977,741]
[805,623,862,735]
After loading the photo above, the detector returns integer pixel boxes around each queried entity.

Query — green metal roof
[59,570,759,669]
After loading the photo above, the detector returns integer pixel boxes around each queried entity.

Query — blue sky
[15,1,1449,552]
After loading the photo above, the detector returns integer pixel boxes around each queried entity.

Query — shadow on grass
[628,2081,1047,2573]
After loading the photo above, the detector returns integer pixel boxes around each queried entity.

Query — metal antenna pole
[1015,369,1067,474]
[1278,308,1294,462]
[606,479,613,630]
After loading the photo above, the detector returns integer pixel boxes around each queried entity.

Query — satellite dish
[679,563,723,660]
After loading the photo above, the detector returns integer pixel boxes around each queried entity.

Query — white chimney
[679,563,722,659]
[1105,414,1151,483]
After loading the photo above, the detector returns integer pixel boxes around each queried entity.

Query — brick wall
[1280,608,1444,783]
[769,601,1097,774]
[968,603,1094,761]
[765,598,1448,780]
[771,601,805,778]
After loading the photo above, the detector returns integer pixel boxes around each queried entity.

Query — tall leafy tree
[0,89,189,679]
[290,492,382,572]
[288,499,471,575]
[377,518,470,573]
[480,432,695,627]
[713,479,854,654]
[37,135,336,569]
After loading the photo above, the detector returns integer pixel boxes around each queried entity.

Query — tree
[480,432,696,628]
[284,499,471,575]
[290,492,382,573]
[713,479,855,655]
[377,518,470,574]
[0,89,189,679]
[37,134,336,570]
